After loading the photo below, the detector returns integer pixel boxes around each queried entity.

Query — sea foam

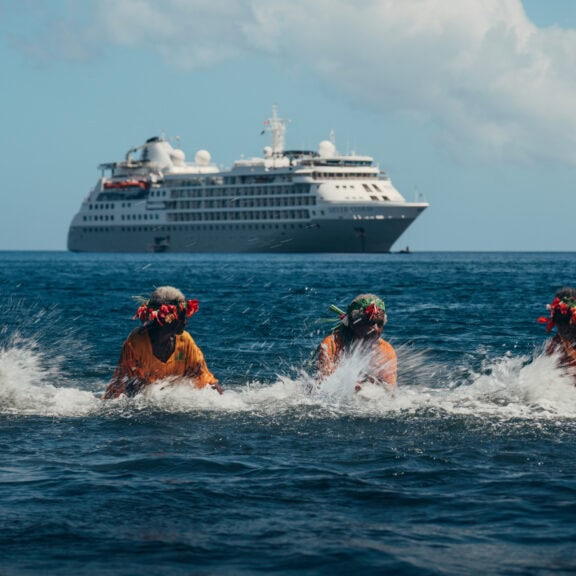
[1,332,575,420]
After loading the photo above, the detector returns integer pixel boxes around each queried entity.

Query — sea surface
[1,251,576,575]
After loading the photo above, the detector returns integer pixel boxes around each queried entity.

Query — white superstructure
[68,107,428,253]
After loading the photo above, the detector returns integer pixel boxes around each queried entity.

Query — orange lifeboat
[103,180,148,190]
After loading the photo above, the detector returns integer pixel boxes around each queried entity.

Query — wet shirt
[103,327,218,399]
[546,334,576,376]
[317,331,397,386]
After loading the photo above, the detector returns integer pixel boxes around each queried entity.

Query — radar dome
[169,149,186,165]
[195,150,211,165]
[318,140,336,158]
[263,146,273,158]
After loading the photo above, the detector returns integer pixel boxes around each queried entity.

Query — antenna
[264,105,286,156]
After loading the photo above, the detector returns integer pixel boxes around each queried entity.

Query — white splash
[1,333,575,420]
[0,337,100,417]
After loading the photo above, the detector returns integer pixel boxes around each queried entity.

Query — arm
[184,337,222,394]
[317,335,338,378]
[376,340,397,386]
[357,340,397,391]
[102,338,146,399]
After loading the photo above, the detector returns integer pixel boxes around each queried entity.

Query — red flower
[539,296,576,332]
[365,302,381,321]
[537,316,555,332]
[134,304,149,322]
[134,298,199,325]
[186,299,199,317]
[156,304,178,325]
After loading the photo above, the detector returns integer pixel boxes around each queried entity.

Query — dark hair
[553,286,576,325]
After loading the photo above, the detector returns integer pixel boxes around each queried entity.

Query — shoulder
[378,338,396,357]
[125,326,148,345]
[178,330,198,348]
[320,333,336,346]
[319,332,340,352]
[118,327,149,359]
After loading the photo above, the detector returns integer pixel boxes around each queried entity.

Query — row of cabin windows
[168,210,310,222]
[169,184,311,199]
[166,195,316,210]
[89,202,136,209]
[89,202,115,210]
[80,222,318,233]
[312,172,382,180]
[83,213,161,222]
[83,210,310,224]
[166,175,294,187]
[84,214,114,221]
[121,214,160,221]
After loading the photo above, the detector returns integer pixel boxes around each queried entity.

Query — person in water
[539,287,576,377]
[317,293,397,390]
[103,286,221,399]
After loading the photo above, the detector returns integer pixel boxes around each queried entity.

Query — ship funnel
[141,139,177,169]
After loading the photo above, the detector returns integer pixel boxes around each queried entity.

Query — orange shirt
[103,327,218,399]
[546,334,576,372]
[317,331,397,386]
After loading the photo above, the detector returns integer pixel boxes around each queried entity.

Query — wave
[0,333,575,419]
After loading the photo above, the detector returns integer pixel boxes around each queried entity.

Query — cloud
[92,0,256,67]
[15,0,576,164]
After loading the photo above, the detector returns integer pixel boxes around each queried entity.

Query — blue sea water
[1,251,576,575]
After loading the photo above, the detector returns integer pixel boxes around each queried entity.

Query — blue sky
[1,0,576,251]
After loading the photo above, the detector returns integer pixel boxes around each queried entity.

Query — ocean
[1,251,575,575]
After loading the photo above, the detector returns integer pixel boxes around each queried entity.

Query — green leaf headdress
[329,293,386,331]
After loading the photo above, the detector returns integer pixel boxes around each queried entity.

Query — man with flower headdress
[103,286,221,399]
[539,287,576,377]
[317,293,397,391]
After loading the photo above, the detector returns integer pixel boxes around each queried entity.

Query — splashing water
[2,341,576,419]
[0,336,100,416]
[1,308,575,419]
[0,301,100,416]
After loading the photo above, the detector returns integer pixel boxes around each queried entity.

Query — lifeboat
[103,180,148,190]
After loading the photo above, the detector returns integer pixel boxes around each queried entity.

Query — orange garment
[317,331,397,386]
[546,334,576,372]
[103,327,218,399]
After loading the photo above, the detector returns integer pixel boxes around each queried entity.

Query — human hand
[211,383,223,395]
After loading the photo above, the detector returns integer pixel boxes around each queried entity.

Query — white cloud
[31,0,576,163]
[93,0,255,66]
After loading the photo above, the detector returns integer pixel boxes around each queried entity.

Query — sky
[1,0,576,252]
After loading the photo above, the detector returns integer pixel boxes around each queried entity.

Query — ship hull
[67,212,424,254]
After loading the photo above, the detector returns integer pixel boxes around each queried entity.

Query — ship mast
[266,105,286,157]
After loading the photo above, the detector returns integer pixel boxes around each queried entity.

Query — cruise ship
[67,107,428,253]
